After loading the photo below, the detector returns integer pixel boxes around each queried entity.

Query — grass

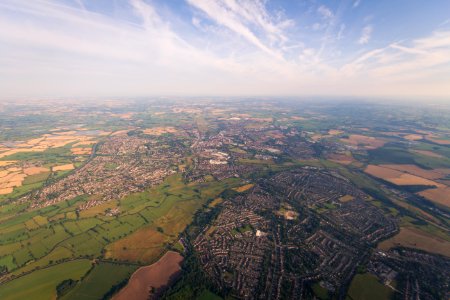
[61,262,137,300]
[367,144,450,169]
[312,283,329,299]
[0,255,16,272]
[347,273,393,300]
[0,168,241,295]
[197,289,223,300]
[0,260,92,300]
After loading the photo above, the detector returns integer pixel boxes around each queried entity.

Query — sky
[1,0,450,100]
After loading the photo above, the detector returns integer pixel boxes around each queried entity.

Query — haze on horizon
[1,0,450,100]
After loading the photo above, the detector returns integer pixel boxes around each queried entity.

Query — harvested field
[113,251,183,300]
[339,195,355,202]
[0,187,13,195]
[0,161,16,167]
[425,135,450,145]
[411,150,444,158]
[104,227,167,262]
[52,164,75,171]
[234,184,254,192]
[209,197,223,207]
[0,130,100,159]
[328,129,343,135]
[419,186,450,208]
[378,227,450,257]
[71,148,91,155]
[328,153,354,165]
[0,171,27,191]
[143,127,177,136]
[23,167,49,176]
[403,134,423,141]
[364,165,442,187]
[73,140,97,147]
[340,134,385,149]
[380,164,444,180]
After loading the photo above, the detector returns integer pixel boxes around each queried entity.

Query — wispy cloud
[317,5,334,19]
[0,0,449,99]
[358,25,373,44]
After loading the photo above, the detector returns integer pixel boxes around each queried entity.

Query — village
[26,133,185,209]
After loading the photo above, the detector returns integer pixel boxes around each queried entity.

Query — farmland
[61,262,137,300]
[0,260,92,300]
[0,100,450,299]
[113,251,183,300]
[378,226,450,257]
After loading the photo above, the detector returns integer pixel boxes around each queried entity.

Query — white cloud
[358,25,373,44]
[353,0,361,8]
[317,5,334,19]
[186,0,296,60]
[0,0,448,100]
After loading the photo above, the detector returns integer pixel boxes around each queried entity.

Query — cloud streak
[358,25,373,44]
[0,0,449,100]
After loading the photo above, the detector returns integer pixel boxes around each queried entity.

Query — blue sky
[1,0,449,99]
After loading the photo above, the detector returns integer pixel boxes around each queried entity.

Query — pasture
[347,273,393,300]
[61,262,137,300]
[0,260,92,300]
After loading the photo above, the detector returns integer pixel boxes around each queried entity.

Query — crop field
[378,227,450,257]
[364,165,442,187]
[113,251,183,300]
[0,164,240,299]
[61,262,137,300]
[0,260,92,300]
[367,144,450,169]
[143,127,178,135]
[0,166,239,295]
[418,186,450,208]
[105,175,239,263]
[340,134,386,149]
[233,184,254,192]
[378,164,446,180]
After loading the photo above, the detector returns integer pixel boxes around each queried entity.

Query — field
[0,260,92,300]
[327,153,354,165]
[340,134,386,149]
[339,195,355,203]
[113,251,183,300]
[143,127,178,136]
[233,183,254,192]
[418,187,450,208]
[367,144,450,169]
[378,227,450,257]
[105,227,168,262]
[52,163,75,171]
[61,262,137,300]
[411,150,443,158]
[364,165,442,187]
[347,273,393,300]
[378,164,446,180]
[105,174,239,262]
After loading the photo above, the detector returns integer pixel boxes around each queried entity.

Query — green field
[0,260,92,300]
[347,274,393,300]
[0,171,240,293]
[61,262,137,300]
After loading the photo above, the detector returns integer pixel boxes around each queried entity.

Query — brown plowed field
[113,251,183,300]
